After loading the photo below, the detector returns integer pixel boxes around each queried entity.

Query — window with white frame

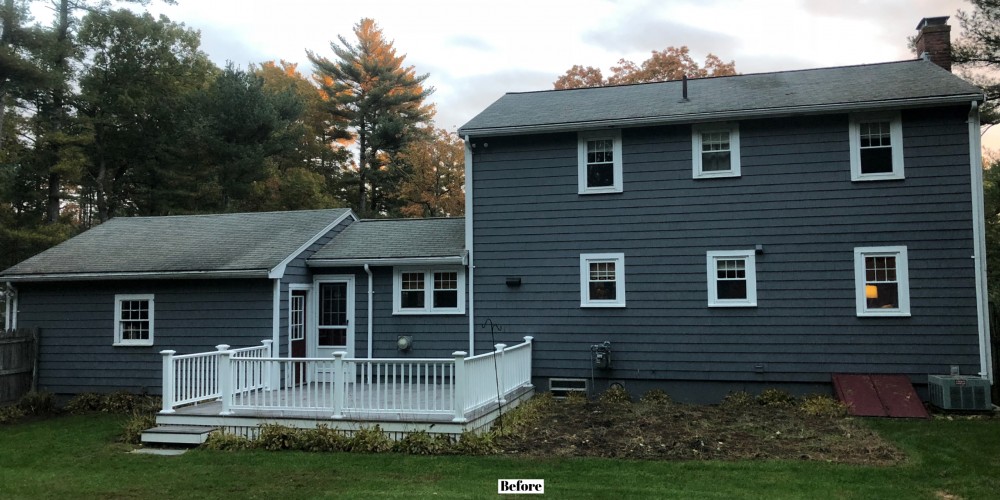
[113,294,154,346]
[849,112,904,181]
[393,268,465,314]
[580,253,626,307]
[854,246,910,317]
[578,130,623,194]
[706,250,757,307]
[289,291,306,341]
[692,123,740,178]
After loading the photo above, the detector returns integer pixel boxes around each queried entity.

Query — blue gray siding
[308,266,470,359]
[471,105,980,398]
[277,216,354,357]
[16,279,272,395]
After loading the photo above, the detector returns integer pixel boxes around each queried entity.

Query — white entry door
[313,276,355,379]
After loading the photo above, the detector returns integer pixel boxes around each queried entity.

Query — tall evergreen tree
[953,0,1000,124]
[307,18,434,217]
[74,9,214,221]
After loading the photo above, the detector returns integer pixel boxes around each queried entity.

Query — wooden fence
[0,328,38,403]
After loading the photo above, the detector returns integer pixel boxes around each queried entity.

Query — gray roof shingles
[458,60,983,136]
[310,218,464,262]
[1,209,351,279]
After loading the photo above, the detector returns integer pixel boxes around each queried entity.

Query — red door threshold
[832,373,929,418]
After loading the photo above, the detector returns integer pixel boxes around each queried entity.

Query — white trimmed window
[854,246,910,317]
[692,123,740,179]
[578,130,623,194]
[580,253,626,308]
[707,251,757,307]
[393,268,465,314]
[849,112,904,181]
[289,291,306,341]
[114,294,154,346]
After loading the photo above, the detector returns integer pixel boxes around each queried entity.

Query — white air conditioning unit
[927,375,992,411]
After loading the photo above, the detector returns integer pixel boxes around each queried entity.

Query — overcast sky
[129,0,994,149]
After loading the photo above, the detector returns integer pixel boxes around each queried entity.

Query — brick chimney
[914,16,952,72]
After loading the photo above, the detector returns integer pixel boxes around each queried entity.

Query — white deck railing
[159,336,534,422]
[159,341,272,413]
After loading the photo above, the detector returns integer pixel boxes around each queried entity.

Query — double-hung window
[113,294,154,346]
[578,130,623,194]
[393,268,465,314]
[854,246,910,316]
[580,253,626,307]
[692,123,740,178]
[849,112,904,181]
[706,250,757,307]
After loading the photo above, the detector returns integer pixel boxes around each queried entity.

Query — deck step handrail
[160,336,533,420]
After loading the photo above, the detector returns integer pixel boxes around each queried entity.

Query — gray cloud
[584,19,738,58]
[433,69,555,131]
[581,0,738,59]
[446,35,495,52]
[799,0,969,59]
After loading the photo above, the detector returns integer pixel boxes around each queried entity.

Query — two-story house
[457,16,992,401]
[1,17,992,406]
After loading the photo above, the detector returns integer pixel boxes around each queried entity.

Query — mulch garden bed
[492,390,907,465]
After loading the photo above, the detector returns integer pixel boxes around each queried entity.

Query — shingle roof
[309,218,464,262]
[458,60,983,136]
[1,209,352,280]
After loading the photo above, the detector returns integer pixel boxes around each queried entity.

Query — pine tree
[953,0,1000,123]
[307,18,434,217]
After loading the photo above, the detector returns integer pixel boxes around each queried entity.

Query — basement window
[549,378,588,399]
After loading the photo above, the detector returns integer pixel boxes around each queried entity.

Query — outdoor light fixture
[505,277,522,288]
[397,335,413,352]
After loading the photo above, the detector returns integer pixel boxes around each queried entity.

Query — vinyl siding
[471,105,980,390]
[310,266,469,359]
[16,279,272,395]
[277,216,354,357]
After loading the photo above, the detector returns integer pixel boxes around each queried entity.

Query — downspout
[4,282,16,330]
[464,135,475,355]
[364,264,373,359]
[271,278,281,352]
[968,101,993,382]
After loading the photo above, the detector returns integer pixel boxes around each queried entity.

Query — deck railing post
[332,352,345,419]
[218,350,234,416]
[159,350,176,414]
[216,344,229,352]
[523,336,534,388]
[495,343,507,404]
[262,340,274,390]
[452,351,468,422]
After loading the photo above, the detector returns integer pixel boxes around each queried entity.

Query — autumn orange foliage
[554,46,737,89]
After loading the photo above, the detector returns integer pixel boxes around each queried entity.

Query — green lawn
[0,414,998,499]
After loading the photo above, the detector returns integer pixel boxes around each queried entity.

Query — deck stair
[141,425,217,446]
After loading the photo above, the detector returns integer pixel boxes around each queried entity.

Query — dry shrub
[598,385,633,406]
[756,389,796,407]
[799,394,849,417]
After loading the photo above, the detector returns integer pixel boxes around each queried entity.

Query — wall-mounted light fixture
[505,277,522,288]
[397,335,413,352]
[755,244,765,255]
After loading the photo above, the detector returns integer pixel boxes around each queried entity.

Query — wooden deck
[153,384,534,439]
[150,338,536,441]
